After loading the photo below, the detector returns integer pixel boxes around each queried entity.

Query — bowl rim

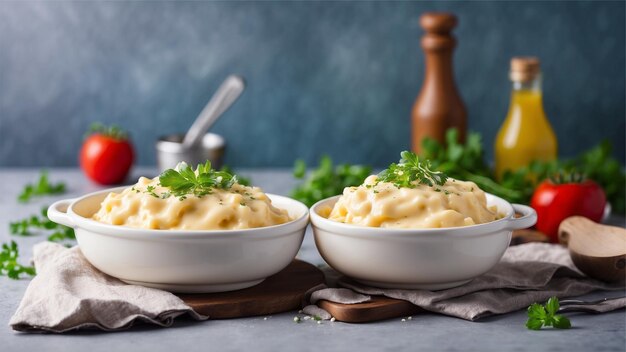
[49,186,310,240]
[310,193,535,238]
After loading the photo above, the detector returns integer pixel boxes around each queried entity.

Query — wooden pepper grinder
[411,12,467,154]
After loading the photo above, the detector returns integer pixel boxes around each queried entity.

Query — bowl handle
[48,199,78,228]
[506,204,538,230]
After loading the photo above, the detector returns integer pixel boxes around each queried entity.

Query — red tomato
[80,133,134,185]
[530,180,606,242]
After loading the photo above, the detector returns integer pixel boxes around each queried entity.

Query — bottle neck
[423,51,457,91]
[511,74,542,93]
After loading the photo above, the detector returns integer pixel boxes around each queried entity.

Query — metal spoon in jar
[182,75,246,149]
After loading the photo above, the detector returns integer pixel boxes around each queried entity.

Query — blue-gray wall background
[0,1,624,167]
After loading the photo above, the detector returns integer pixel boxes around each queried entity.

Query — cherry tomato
[530,179,606,242]
[80,125,134,185]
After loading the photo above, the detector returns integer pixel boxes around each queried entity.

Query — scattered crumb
[304,316,310,320]
[317,320,322,325]
[293,316,301,323]
[407,316,412,320]
[330,317,336,322]
[401,318,406,322]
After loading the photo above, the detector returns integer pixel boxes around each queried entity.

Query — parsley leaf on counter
[526,297,571,330]
[290,156,371,207]
[377,151,448,188]
[17,171,66,203]
[0,241,36,279]
[9,206,75,243]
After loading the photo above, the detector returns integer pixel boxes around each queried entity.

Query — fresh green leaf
[377,151,448,189]
[156,161,244,200]
[0,241,36,279]
[525,317,544,330]
[218,166,251,186]
[9,206,75,242]
[17,171,66,203]
[290,156,372,207]
[545,296,559,316]
[526,297,572,330]
[421,129,625,213]
[552,315,572,329]
[293,159,307,179]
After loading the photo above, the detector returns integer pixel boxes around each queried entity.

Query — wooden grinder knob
[420,13,458,51]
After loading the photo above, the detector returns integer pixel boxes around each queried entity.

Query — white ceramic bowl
[48,187,309,293]
[310,194,537,290]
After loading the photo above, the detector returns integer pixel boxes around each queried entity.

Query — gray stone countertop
[1,168,624,352]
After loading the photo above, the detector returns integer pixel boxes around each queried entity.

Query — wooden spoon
[558,216,626,282]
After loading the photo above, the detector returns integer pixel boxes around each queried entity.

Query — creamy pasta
[327,175,498,229]
[92,176,291,230]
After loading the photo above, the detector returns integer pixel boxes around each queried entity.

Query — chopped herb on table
[526,297,572,330]
[0,241,36,279]
[17,171,65,203]
[9,206,75,242]
[290,156,372,207]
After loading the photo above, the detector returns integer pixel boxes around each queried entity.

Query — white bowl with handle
[310,193,537,290]
[48,187,309,293]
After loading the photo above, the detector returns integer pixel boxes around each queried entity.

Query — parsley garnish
[526,297,572,330]
[17,171,66,203]
[0,241,36,279]
[9,206,76,243]
[157,161,240,200]
[377,151,448,188]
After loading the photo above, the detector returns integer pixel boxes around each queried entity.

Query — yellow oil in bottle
[495,57,557,179]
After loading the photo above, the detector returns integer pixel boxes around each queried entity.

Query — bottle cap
[510,57,540,82]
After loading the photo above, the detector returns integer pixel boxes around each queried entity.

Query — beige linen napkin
[303,243,626,321]
[9,242,207,333]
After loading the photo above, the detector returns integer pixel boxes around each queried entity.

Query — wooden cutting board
[177,260,324,318]
[319,296,424,323]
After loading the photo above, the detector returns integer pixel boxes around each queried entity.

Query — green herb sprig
[526,297,572,330]
[421,129,625,213]
[18,171,66,203]
[0,241,36,279]
[377,151,448,188]
[290,156,372,207]
[9,206,75,243]
[157,161,240,200]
